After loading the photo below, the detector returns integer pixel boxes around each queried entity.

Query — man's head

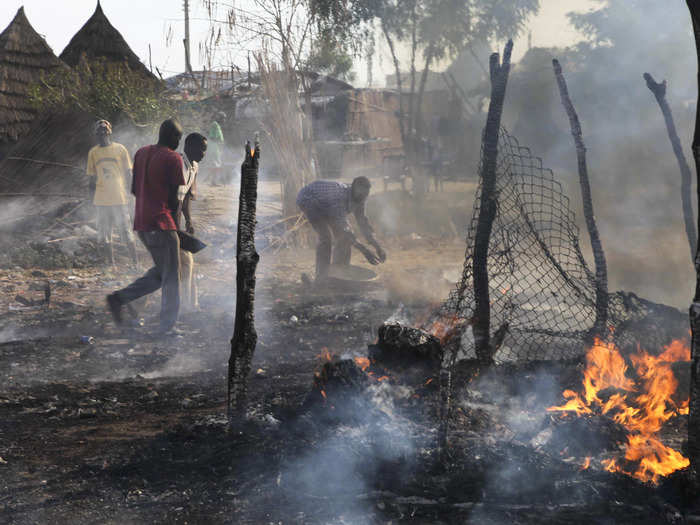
[351,176,371,203]
[95,119,112,146]
[158,118,183,150]
[184,133,207,163]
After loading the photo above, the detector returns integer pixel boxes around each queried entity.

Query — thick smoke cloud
[499,1,697,308]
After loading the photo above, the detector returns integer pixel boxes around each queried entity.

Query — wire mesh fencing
[434,127,620,363]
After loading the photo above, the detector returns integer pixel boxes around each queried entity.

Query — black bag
[177,230,207,253]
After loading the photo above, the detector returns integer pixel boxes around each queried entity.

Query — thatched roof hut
[0,7,66,145]
[60,2,155,80]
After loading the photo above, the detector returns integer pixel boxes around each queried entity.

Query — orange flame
[318,347,333,361]
[548,337,690,484]
[580,457,591,470]
[425,314,463,345]
[354,357,370,371]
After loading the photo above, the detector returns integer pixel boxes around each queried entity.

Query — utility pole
[183,0,193,74]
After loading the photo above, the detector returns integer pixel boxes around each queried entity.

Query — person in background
[296,176,386,283]
[208,113,226,185]
[174,132,207,311]
[86,119,138,266]
[107,119,186,335]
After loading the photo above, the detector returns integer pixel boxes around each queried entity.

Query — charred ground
[0,183,695,524]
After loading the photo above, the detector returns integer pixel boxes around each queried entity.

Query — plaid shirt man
[296,180,360,231]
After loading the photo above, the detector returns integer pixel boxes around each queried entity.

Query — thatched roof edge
[59,2,155,80]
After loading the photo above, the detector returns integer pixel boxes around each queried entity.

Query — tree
[201,0,351,221]
[311,0,539,170]
[684,0,700,487]
[553,59,608,337]
[228,138,261,418]
[565,0,695,126]
[644,72,697,261]
[472,40,513,364]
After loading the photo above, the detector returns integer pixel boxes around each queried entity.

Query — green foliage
[311,0,540,63]
[28,57,173,126]
[306,30,356,81]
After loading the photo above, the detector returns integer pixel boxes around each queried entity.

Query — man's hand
[185,222,195,235]
[358,245,380,265]
[374,244,387,263]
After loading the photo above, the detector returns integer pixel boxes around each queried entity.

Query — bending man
[107,119,186,335]
[296,176,386,282]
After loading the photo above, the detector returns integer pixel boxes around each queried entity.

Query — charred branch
[644,72,697,260]
[553,58,608,338]
[228,138,261,419]
[686,0,700,487]
[472,39,513,365]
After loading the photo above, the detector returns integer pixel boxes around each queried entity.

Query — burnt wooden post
[685,0,700,486]
[228,138,260,419]
[553,59,608,337]
[472,40,513,365]
[644,72,697,260]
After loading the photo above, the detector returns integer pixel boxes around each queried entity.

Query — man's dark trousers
[114,230,180,331]
[308,217,352,280]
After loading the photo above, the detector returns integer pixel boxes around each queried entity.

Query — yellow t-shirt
[86,143,132,206]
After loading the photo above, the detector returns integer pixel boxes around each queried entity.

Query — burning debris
[369,322,444,372]
[548,337,691,484]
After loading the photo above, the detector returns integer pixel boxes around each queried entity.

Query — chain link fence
[433,128,658,363]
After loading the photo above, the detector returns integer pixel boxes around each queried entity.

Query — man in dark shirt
[106,119,186,334]
[296,176,386,282]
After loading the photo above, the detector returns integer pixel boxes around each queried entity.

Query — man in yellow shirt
[86,120,138,266]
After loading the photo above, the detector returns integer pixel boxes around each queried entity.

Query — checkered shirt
[296,180,353,225]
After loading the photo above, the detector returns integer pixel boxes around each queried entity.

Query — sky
[0,0,601,84]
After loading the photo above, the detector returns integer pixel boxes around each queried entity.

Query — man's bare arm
[354,208,377,244]
[182,192,194,234]
[353,208,386,262]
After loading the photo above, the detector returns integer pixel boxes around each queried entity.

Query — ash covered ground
[0,181,695,524]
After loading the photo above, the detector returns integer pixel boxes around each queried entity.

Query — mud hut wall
[398,89,454,138]
[0,111,140,198]
[341,89,404,176]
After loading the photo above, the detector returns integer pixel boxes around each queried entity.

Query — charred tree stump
[644,72,697,260]
[472,40,513,365]
[228,139,261,419]
[686,0,700,487]
[553,59,608,338]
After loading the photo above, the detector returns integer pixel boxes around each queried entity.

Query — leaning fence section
[439,127,605,363]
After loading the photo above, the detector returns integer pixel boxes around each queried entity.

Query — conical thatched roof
[60,2,155,79]
[0,7,66,143]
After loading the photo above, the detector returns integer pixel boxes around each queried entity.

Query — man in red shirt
[107,119,186,334]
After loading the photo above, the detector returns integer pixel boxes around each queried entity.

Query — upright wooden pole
[472,40,513,365]
[644,72,697,260]
[553,59,609,337]
[228,138,261,418]
[685,0,700,484]
[183,0,193,74]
